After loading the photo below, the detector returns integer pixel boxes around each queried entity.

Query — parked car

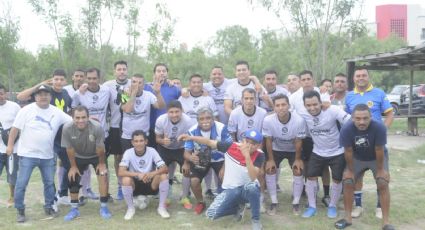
[387,84,409,115]
[399,84,425,115]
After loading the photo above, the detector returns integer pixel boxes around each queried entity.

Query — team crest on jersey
[138,159,146,168]
[92,95,99,103]
[248,119,254,127]
[215,88,221,94]
[193,100,199,106]
[89,134,95,142]
[281,127,288,134]
[313,117,320,126]
[136,99,141,105]
[367,101,373,108]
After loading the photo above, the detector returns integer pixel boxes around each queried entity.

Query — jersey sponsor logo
[367,101,373,108]
[310,128,330,136]
[355,135,369,147]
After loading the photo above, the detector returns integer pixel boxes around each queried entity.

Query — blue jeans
[206,181,260,221]
[14,156,56,210]
[0,153,19,185]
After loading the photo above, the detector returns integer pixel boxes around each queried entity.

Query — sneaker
[116,187,124,201]
[79,196,87,206]
[205,189,215,199]
[351,206,363,218]
[321,195,330,207]
[124,208,135,220]
[7,197,14,208]
[276,184,282,193]
[57,195,71,206]
[100,206,112,219]
[260,202,266,213]
[266,203,278,216]
[375,207,383,219]
[251,220,263,230]
[194,202,206,215]
[16,209,25,223]
[292,204,301,215]
[327,206,338,218]
[234,204,246,222]
[85,188,99,200]
[43,207,59,220]
[64,208,80,221]
[180,197,192,210]
[157,207,170,218]
[302,207,317,218]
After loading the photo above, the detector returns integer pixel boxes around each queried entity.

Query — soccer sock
[329,182,342,207]
[306,179,318,209]
[122,185,134,209]
[265,173,278,203]
[323,185,330,197]
[181,176,191,198]
[292,175,304,204]
[354,191,362,207]
[204,169,213,190]
[376,189,381,208]
[159,180,169,208]
[276,168,280,184]
[70,200,79,209]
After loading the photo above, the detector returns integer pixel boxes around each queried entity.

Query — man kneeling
[118,130,170,220]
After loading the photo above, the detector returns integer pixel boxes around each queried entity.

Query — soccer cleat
[251,219,263,230]
[157,207,170,219]
[266,203,278,216]
[321,195,330,207]
[180,197,192,210]
[100,206,112,219]
[351,206,363,218]
[124,208,135,220]
[292,204,301,216]
[64,208,80,221]
[234,204,246,222]
[116,186,124,201]
[194,202,206,215]
[302,207,317,218]
[85,188,99,200]
[16,209,25,223]
[43,207,59,220]
[375,207,383,219]
[327,206,338,218]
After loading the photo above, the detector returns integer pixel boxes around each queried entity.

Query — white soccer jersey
[63,85,77,98]
[0,101,21,153]
[103,80,131,128]
[259,86,289,112]
[262,112,306,152]
[289,87,330,114]
[71,85,111,137]
[203,78,237,124]
[299,105,351,157]
[228,106,267,142]
[121,91,157,139]
[119,147,165,173]
[178,94,218,124]
[224,80,256,109]
[155,113,195,149]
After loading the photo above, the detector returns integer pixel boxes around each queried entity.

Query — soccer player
[119,130,170,219]
[262,94,306,215]
[7,85,72,222]
[331,73,348,110]
[299,90,350,219]
[335,104,394,230]
[178,74,218,124]
[103,60,131,200]
[181,107,233,214]
[64,69,86,97]
[286,74,301,95]
[0,84,20,208]
[61,106,111,221]
[258,70,289,112]
[345,68,393,219]
[155,100,194,205]
[179,129,265,230]
[320,79,333,94]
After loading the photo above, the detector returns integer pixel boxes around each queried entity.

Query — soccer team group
[0,60,395,230]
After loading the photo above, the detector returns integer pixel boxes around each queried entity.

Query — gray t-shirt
[61,119,105,159]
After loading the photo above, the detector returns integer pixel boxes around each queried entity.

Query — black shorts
[306,152,345,181]
[76,157,100,175]
[106,128,122,155]
[157,145,184,167]
[265,150,295,168]
[147,128,157,149]
[301,137,313,161]
[121,138,133,153]
[133,178,158,196]
[190,161,223,182]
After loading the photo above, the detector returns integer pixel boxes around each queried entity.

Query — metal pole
[408,70,413,116]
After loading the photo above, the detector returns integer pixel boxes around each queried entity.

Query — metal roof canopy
[346,42,425,134]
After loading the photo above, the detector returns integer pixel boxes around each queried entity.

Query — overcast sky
[7,0,425,54]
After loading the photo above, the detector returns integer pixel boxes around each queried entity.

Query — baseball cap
[33,84,52,95]
[242,129,263,143]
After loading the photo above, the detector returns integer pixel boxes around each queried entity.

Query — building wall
[407,5,425,45]
[376,5,407,41]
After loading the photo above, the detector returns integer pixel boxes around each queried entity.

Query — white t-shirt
[13,103,72,159]
[0,101,21,153]
[71,85,111,137]
[262,112,306,152]
[103,80,131,128]
[228,106,267,142]
[63,85,77,98]
[224,80,256,109]
[299,105,351,157]
[155,113,195,149]
[203,78,237,124]
[178,94,218,124]
[122,91,157,139]
[120,147,165,173]
[259,86,289,112]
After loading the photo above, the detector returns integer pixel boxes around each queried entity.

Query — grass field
[0,143,424,230]
[388,118,425,134]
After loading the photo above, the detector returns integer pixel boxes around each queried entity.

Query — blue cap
[243,129,263,143]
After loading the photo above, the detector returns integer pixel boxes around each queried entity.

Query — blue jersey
[345,85,392,121]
